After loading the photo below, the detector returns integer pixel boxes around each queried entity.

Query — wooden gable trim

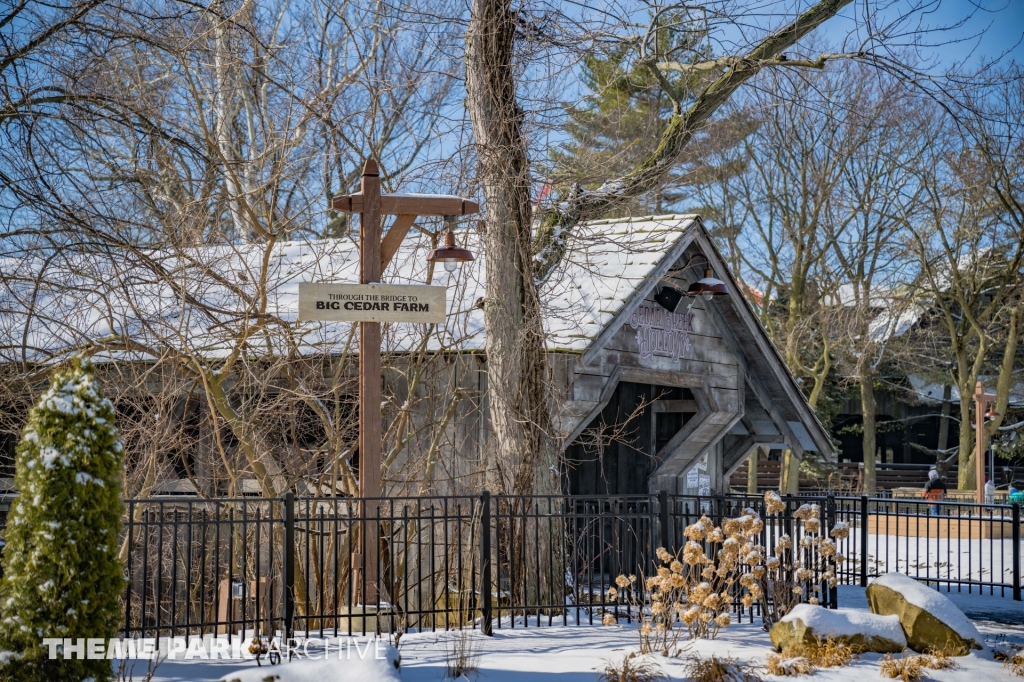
[557,365,709,447]
[577,218,699,371]
[691,232,833,456]
[699,298,805,457]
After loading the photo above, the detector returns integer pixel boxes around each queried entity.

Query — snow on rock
[771,604,906,653]
[216,643,401,682]
[867,572,982,654]
[869,573,980,641]
[782,604,906,644]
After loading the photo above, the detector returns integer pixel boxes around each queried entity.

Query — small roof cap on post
[362,158,379,177]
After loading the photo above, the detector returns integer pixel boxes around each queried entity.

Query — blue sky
[819,0,1024,68]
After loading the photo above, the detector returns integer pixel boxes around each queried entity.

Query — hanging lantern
[685,267,728,300]
[427,217,475,273]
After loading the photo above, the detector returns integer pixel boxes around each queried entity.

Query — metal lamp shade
[686,268,729,298]
[427,231,475,267]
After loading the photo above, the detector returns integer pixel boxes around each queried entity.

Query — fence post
[659,490,669,553]
[859,495,869,588]
[283,492,295,641]
[480,490,493,636]
[784,494,793,542]
[826,494,837,609]
[1013,503,1021,602]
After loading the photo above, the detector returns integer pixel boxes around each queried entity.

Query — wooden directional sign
[298,283,446,324]
[326,158,478,605]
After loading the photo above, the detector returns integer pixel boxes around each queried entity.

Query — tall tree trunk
[989,306,1021,438]
[936,384,951,455]
[859,358,877,495]
[465,0,561,612]
[957,388,975,490]
[954,339,987,490]
[465,0,554,497]
[780,449,800,495]
[747,448,759,495]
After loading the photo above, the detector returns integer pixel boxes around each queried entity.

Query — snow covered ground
[837,529,1021,590]
[133,588,1024,682]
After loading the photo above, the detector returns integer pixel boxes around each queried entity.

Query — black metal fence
[0,492,1020,640]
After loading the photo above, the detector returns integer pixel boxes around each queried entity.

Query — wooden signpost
[299,159,477,604]
[299,283,446,324]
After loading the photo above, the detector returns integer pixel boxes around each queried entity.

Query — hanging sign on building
[686,468,699,489]
[298,283,446,323]
[628,304,694,360]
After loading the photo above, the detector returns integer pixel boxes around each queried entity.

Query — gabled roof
[689,227,834,456]
[1,213,832,457]
[562,217,833,457]
[0,215,700,361]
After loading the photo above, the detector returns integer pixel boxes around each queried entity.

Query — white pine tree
[0,357,124,682]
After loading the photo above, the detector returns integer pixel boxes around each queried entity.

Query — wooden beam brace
[380,214,417,270]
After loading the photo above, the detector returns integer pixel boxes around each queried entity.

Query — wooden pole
[747,447,759,495]
[327,158,478,605]
[973,380,992,505]
[359,158,382,602]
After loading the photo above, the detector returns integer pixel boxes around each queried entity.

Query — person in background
[923,468,947,515]
[1009,486,1024,505]
[984,476,996,504]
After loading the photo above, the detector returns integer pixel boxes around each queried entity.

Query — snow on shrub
[0,358,124,682]
[879,652,924,681]
[879,650,960,681]
[597,651,666,682]
[681,653,761,682]
[765,653,813,677]
[1005,647,1024,677]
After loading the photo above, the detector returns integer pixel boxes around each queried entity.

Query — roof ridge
[583,213,699,227]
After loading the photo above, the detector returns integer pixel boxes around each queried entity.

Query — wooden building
[549,216,833,495]
[0,214,832,496]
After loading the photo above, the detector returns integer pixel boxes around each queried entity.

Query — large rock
[769,604,907,654]
[866,572,982,655]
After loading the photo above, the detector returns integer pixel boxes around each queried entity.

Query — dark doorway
[565,383,696,495]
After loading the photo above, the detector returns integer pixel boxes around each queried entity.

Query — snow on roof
[906,375,1024,408]
[867,302,925,342]
[0,215,699,362]
[869,572,981,644]
[822,284,895,309]
[780,603,906,646]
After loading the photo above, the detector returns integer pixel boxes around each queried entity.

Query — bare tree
[464,0,978,496]
[824,68,927,494]
[900,95,1024,490]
